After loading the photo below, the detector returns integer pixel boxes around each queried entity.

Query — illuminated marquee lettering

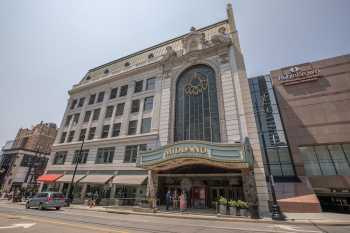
[164,146,208,159]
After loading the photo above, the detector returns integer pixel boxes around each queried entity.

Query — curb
[67,206,350,226]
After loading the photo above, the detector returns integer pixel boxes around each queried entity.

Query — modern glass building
[249,75,296,179]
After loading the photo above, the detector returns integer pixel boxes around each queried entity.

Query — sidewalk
[67,204,350,226]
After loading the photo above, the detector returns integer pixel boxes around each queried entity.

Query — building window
[115,103,125,116]
[119,85,128,97]
[134,80,143,93]
[130,99,140,113]
[53,151,67,165]
[92,108,100,121]
[60,132,67,143]
[111,123,121,137]
[64,115,72,127]
[101,125,110,138]
[141,118,151,133]
[110,87,118,99]
[72,149,89,164]
[67,131,75,142]
[174,65,221,142]
[83,111,91,123]
[87,127,96,140]
[128,120,138,135]
[88,94,96,105]
[95,147,115,164]
[79,129,86,141]
[70,99,77,109]
[124,144,147,163]
[72,113,80,125]
[124,145,138,163]
[105,106,114,118]
[146,78,155,90]
[97,91,105,103]
[143,96,153,112]
[78,97,85,107]
[21,154,33,167]
[300,144,350,176]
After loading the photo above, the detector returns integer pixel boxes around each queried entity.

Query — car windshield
[51,193,64,198]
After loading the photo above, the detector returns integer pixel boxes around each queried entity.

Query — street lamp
[67,134,85,205]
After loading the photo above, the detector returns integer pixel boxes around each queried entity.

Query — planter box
[229,206,237,216]
[219,204,227,215]
[241,208,248,217]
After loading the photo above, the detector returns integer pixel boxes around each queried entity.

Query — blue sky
[0,0,349,146]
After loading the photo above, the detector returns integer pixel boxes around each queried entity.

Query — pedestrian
[179,191,187,212]
[165,190,171,211]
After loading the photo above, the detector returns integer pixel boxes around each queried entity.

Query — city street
[0,203,349,233]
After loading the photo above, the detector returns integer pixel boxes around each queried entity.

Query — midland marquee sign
[137,141,254,169]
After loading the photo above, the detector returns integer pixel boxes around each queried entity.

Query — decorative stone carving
[182,26,207,54]
[211,26,231,45]
[219,53,229,64]
[162,46,177,62]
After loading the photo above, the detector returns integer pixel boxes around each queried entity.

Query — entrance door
[192,186,207,208]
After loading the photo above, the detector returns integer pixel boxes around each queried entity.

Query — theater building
[40,4,270,214]
[269,54,350,212]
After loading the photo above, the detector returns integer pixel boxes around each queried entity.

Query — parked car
[25,192,65,210]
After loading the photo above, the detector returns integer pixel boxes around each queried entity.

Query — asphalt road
[0,202,349,233]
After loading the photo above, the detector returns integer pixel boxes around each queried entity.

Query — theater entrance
[157,164,244,209]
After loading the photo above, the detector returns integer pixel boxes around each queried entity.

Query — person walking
[165,190,171,211]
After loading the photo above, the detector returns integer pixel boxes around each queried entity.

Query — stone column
[59,183,64,192]
[147,170,158,209]
[80,184,88,201]
[242,169,258,206]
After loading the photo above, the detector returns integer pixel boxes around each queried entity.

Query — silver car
[26,192,65,210]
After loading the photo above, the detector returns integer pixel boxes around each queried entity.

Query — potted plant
[228,200,237,216]
[237,200,249,217]
[218,196,228,215]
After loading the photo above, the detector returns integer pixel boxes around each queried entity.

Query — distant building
[0,122,57,193]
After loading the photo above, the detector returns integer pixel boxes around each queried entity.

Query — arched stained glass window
[174,64,220,142]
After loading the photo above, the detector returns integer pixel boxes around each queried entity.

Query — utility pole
[67,134,85,205]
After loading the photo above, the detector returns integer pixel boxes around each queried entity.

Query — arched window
[174,64,220,142]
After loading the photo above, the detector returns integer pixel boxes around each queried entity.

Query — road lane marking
[274,225,322,233]
[0,213,128,233]
[0,223,36,229]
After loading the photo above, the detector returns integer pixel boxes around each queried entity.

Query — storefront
[137,140,257,209]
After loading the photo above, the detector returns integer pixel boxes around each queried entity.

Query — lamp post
[67,134,85,205]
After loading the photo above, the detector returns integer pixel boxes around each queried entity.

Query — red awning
[37,174,63,183]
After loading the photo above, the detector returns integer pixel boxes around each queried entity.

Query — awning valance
[112,175,147,185]
[37,174,63,183]
[56,175,86,183]
[79,175,113,184]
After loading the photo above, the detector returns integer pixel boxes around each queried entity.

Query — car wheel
[55,207,61,210]
[25,203,30,209]
[39,203,45,210]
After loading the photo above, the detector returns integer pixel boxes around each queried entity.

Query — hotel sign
[278,66,321,86]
